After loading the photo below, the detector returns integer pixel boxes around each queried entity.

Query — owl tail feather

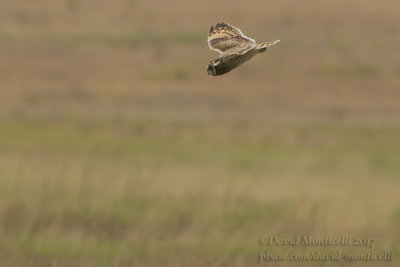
[256,40,280,50]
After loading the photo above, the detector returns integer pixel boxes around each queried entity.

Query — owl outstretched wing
[208,22,255,55]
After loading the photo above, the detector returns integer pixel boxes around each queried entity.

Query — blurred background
[0,0,399,266]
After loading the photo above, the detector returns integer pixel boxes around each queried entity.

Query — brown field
[0,0,399,266]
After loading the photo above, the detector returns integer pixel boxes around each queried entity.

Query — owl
[207,22,280,76]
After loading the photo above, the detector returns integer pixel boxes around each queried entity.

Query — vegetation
[0,0,399,266]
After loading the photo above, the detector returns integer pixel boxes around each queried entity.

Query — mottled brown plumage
[207,22,280,76]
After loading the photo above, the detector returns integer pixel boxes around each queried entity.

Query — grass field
[0,0,400,266]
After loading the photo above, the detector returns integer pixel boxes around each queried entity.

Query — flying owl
[207,22,280,76]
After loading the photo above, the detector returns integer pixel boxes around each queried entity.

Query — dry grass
[0,0,400,266]
[0,119,399,266]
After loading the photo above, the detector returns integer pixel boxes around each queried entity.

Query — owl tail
[255,40,280,52]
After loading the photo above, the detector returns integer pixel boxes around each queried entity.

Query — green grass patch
[318,63,382,78]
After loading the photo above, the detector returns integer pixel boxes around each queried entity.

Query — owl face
[207,62,217,76]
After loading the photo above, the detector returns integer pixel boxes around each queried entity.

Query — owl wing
[208,22,256,55]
